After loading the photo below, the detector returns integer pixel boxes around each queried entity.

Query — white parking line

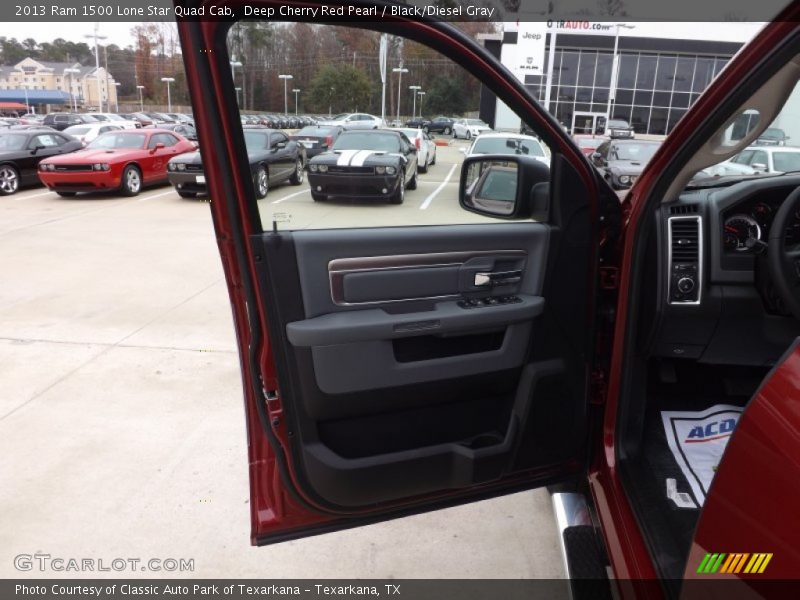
[135,189,180,203]
[6,189,58,201]
[271,188,310,204]
[419,164,457,210]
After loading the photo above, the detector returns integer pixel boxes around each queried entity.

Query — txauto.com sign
[14,553,194,572]
[546,20,615,32]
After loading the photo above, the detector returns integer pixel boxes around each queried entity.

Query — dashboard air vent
[670,204,699,215]
[671,220,699,262]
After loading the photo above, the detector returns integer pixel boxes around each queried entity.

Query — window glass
[0,134,28,150]
[637,56,658,89]
[674,57,695,92]
[230,23,553,230]
[772,152,800,172]
[693,59,714,92]
[595,53,613,88]
[617,54,638,88]
[559,52,579,86]
[578,52,597,87]
[732,150,754,164]
[88,132,146,150]
[655,56,677,91]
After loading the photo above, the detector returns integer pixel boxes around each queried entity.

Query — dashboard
[650,175,800,366]
[721,188,800,253]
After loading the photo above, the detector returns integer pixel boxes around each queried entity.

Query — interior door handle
[474,270,523,287]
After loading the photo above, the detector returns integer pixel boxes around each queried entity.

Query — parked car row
[241,114,319,129]
[0,126,196,196]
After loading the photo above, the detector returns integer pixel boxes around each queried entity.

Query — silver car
[317,113,385,130]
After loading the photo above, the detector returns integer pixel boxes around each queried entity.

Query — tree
[308,64,374,114]
[0,37,28,64]
[424,76,469,115]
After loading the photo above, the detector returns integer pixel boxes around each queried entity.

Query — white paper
[661,404,743,506]
[196,175,206,184]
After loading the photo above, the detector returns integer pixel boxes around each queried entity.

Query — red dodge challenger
[37,129,195,197]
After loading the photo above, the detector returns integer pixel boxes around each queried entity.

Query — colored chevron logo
[697,552,773,574]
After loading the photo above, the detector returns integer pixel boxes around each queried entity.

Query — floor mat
[661,404,744,507]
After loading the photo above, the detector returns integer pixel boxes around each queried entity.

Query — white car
[726,145,800,173]
[317,113,385,130]
[62,123,123,145]
[463,132,550,166]
[452,118,492,140]
[397,128,436,172]
[90,113,140,130]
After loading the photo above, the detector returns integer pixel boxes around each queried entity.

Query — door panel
[252,223,585,509]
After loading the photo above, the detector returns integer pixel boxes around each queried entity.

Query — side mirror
[459,155,548,219]
[751,162,768,171]
[591,151,604,165]
[151,142,165,153]
[30,145,45,154]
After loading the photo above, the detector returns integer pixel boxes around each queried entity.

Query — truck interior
[615,35,800,594]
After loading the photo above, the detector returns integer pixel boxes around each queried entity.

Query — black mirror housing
[458,154,549,220]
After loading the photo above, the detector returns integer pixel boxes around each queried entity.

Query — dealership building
[481,21,771,136]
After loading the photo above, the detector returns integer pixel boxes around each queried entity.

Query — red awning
[0,102,28,109]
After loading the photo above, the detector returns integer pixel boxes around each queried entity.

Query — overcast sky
[5,22,142,49]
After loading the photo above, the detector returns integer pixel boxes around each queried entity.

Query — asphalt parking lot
[0,137,564,579]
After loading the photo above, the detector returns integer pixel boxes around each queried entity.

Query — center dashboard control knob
[677,277,695,294]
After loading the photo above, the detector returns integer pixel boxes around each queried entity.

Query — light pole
[292,89,301,115]
[113,82,120,112]
[278,74,293,115]
[84,23,107,112]
[408,85,421,119]
[329,87,334,117]
[392,64,408,124]
[161,77,175,112]
[230,57,242,107]
[136,85,145,112]
[64,68,80,112]
[235,87,242,106]
[417,91,425,119]
[606,23,636,123]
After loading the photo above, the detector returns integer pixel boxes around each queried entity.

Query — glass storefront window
[595,53,613,88]
[637,55,658,89]
[693,58,714,92]
[650,107,669,134]
[674,57,695,92]
[653,91,672,107]
[543,45,734,136]
[612,104,633,122]
[655,56,677,91]
[617,54,638,88]
[614,89,633,105]
[671,92,691,109]
[559,52,579,86]
[578,52,597,86]
[576,87,593,102]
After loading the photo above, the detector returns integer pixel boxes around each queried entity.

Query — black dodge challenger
[167,128,305,199]
[307,129,418,204]
[0,129,82,195]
